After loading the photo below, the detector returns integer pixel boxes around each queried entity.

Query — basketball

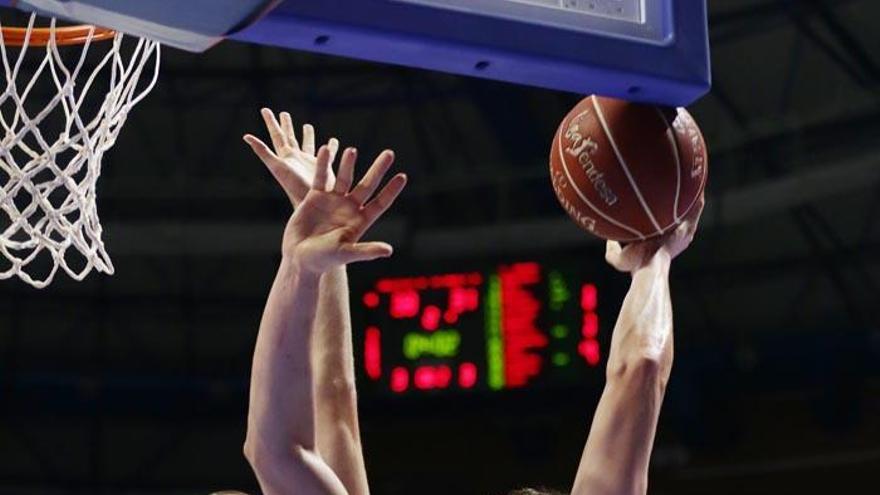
[549,95,708,242]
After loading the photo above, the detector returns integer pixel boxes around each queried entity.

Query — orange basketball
[549,95,708,242]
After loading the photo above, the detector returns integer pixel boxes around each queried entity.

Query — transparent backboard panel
[1,0,275,51]
[393,0,672,45]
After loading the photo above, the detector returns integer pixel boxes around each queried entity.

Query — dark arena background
[1,1,880,494]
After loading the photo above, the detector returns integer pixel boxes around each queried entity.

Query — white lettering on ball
[563,120,619,207]
[551,167,597,233]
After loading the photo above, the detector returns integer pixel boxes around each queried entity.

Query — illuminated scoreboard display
[355,261,606,395]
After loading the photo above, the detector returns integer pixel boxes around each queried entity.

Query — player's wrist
[633,248,672,277]
[280,222,313,260]
[280,251,326,281]
[323,265,348,280]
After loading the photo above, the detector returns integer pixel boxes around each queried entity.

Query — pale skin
[245,112,371,494]
[571,197,703,495]
[242,109,704,495]
[243,109,405,495]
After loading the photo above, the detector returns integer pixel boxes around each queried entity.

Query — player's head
[508,488,567,495]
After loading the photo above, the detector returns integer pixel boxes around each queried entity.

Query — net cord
[0,14,160,288]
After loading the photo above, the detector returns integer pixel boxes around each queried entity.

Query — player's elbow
[244,437,310,478]
[244,433,288,468]
[606,350,671,393]
[243,437,266,470]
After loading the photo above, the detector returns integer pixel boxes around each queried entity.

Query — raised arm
[245,110,370,494]
[243,137,406,495]
[571,197,704,495]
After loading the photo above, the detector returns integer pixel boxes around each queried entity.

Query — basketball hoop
[0,14,160,288]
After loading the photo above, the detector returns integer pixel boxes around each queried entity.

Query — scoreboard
[354,260,608,396]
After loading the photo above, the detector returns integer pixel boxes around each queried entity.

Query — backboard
[2,0,711,106]
[1,0,280,51]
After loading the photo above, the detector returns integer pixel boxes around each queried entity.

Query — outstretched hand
[244,108,340,207]
[605,195,705,273]
[285,145,407,274]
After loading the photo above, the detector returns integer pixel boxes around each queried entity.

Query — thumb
[606,240,654,273]
[337,242,394,264]
[244,134,278,165]
[244,134,307,203]
[605,241,630,272]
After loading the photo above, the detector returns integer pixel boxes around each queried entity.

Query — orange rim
[1,26,116,47]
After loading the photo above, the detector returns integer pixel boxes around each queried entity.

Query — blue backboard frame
[231,0,711,106]
[0,0,711,106]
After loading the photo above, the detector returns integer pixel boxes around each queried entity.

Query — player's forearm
[246,257,322,458]
[312,266,370,495]
[246,258,353,494]
[313,267,359,419]
[606,250,674,384]
[571,251,673,495]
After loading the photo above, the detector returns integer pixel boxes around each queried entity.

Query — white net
[0,15,160,288]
